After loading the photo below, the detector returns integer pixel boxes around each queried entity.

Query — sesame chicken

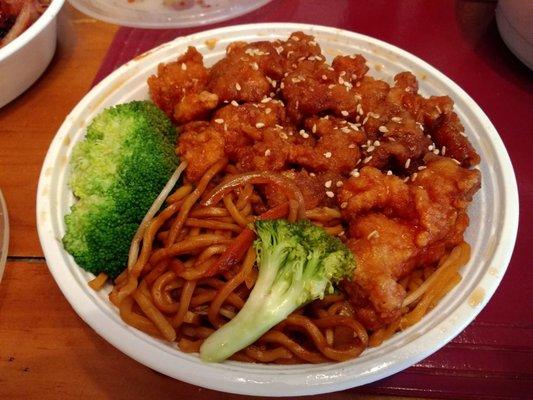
[149,32,482,333]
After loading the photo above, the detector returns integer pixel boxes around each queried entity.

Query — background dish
[0,188,8,283]
[36,23,519,396]
[67,0,273,29]
[0,0,65,108]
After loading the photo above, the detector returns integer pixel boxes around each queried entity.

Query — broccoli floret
[62,100,179,278]
[199,219,356,362]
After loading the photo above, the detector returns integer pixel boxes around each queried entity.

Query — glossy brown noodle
[90,160,470,363]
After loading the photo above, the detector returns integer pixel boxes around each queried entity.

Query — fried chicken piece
[386,72,480,167]
[356,73,431,171]
[178,121,225,182]
[339,157,480,329]
[430,112,481,167]
[281,61,367,122]
[278,31,323,68]
[148,47,218,124]
[208,41,285,103]
[263,169,343,210]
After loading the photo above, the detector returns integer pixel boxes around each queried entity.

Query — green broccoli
[62,100,179,278]
[199,219,356,362]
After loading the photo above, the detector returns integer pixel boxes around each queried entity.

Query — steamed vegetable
[62,100,179,278]
[199,219,356,362]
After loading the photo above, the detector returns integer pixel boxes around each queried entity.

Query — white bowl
[0,0,65,108]
[496,0,533,69]
[36,23,519,396]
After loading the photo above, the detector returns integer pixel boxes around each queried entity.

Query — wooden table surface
[0,5,424,400]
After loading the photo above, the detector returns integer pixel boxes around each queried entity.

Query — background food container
[0,0,65,108]
[495,0,533,69]
[0,189,8,283]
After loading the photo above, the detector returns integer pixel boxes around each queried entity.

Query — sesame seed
[328,84,335,89]
[224,123,228,131]
[336,181,343,187]
[341,127,351,133]
[323,180,332,189]
[442,146,446,155]
[433,149,440,155]
[181,63,187,70]
[348,144,356,149]
[411,172,418,181]
[363,156,373,163]
[322,74,328,80]
[309,172,316,177]
[312,124,317,133]
[291,35,300,41]
[280,82,285,89]
[341,110,349,117]
[460,132,467,137]
[265,108,272,114]
[362,116,369,125]
[324,151,332,158]
[436,105,442,114]
[270,92,276,97]
[340,202,348,209]
[374,140,381,146]
[379,125,389,133]
[405,158,411,169]
[417,165,427,170]
[391,116,402,123]
[255,122,265,128]
[326,191,335,198]
[369,112,381,119]
[299,130,309,138]
[276,46,283,54]
[428,144,434,151]
[214,119,224,124]
[356,103,364,115]
[350,169,360,177]
[264,149,271,156]
[235,83,242,91]
[231,100,239,106]
[452,158,461,164]
[386,170,393,176]
[367,230,380,240]
[250,62,259,71]
[338,77,345,85]
[367,145,375,152]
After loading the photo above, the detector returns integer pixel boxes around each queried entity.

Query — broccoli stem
[200,255,297,362]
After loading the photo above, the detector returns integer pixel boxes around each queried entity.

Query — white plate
[68,0,273,28]
[36,23,519,396]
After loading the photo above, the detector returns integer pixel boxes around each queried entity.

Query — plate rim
[36,22,520,396]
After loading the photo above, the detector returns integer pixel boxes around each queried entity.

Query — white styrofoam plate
[36,23,519,396]
[68,0,272,28]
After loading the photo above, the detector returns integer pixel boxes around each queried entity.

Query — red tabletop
[91,0,532,398]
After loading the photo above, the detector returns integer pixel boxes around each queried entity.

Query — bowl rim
[36,22,520,396]
[0,0,65,61]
